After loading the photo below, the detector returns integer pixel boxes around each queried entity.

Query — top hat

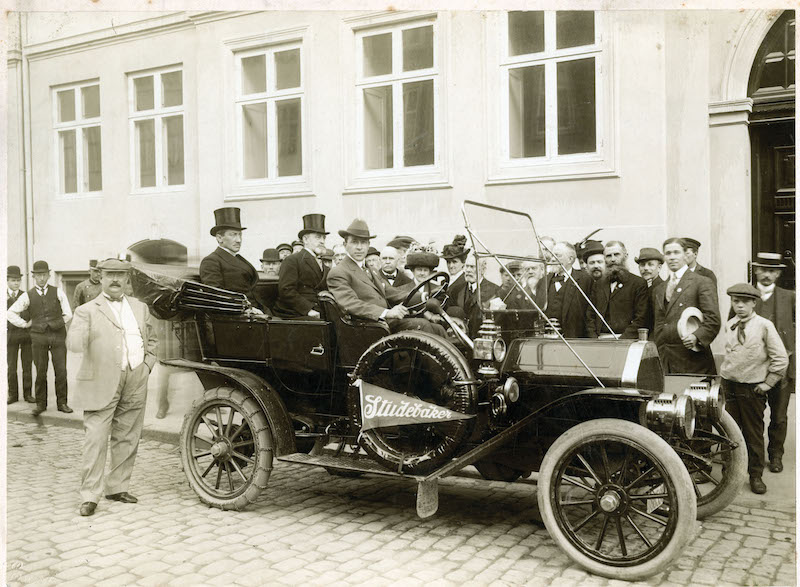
[89,259,99,269]
[726,283,762,300]
[677,307,704,352]
[682,237,702,250]
[635,247,664,264]
[751,252,786,269]
[260,248,281,263]
[276,243,293,253]
[97,258,131,271]
[298,214,330,239]
[578,240,604,262]
[387,235,415,249]
[210,207,246,236]
[367,247,380,258]
[338,218,376,240]
[7,265,22,278]
[31,260,50,274]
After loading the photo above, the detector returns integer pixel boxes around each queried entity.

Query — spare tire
[350,332,477,474]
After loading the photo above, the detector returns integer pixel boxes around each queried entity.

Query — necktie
[554,274,565,283]
[666,273,678,303]
[316,256,323,271]
[647,278,653,288]
[731,321,746,344]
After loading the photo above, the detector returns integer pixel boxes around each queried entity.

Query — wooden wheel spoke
[232,451,255,465]
[594,515,610,551]
[230,458,248,482]
[193,434,213,446]
[229,422,248,443]
[193,449,213,459]
[215,407,225,437]
[618,445,630,486]
[571,508,600,532]
[231,439,255,450]
[225,407,235,437]
[690,474,702,498]
[200,460,216,479]
[224,462,234,491]
[576,453,603,487]
[615,516,628,557]
[559,498,596,507]
[214,461,223,489]
[599,444,612,483]
[629,506,669,526]
[625,514,652,548]
[628,493,669,501]
[201,416,219,440]
[562,474,595,493]
[698,469,720,486]
[625,465,656,491]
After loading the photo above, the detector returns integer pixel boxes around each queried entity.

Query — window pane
[162,71,183,107]
[275,49,301,90]
[508,11,544,56]
[364,86,393,169]
[135,119,156,188]
[556,11,595,49]
[277,98,302,177]
[403,80,434,167]
[403,26,433,71]
[134,76,154,111]
[82,85,100,119]
[242,103,267,179]
[363,33,392,77]
[509,65,545,158]
[164,115,184,185]
[84,126,102,192]
[242,55,267,94]
[557,58,596,155]
[58,89,75,123]
[59,130,77,193]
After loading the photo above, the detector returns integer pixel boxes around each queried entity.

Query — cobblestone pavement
[6,420,797,586]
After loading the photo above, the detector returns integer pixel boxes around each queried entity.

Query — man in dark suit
[653,238,720,374]
[7,265,33,404]
[580,240,606,283]
[635,247,665,335]
[377,246,413,287]
[683,237,718,286]
[274,214,330,319]
[545,242,592,338]
[199,207,261,308]
[451,255,500,338]
[586,241,651,339]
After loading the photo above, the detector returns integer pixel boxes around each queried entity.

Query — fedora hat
[677,307,704,352]
[338,218,376,240]
[367,247,380,258]
[210,207,246,236]
[751,252,786,269]
[260,248,281,263]
[7,265,22,278]
[635,247,664,264]
[31,260,50,274]
[298,214,329,239]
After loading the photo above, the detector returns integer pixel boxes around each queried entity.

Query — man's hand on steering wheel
[385,305,409,320]
[403,271,451,317]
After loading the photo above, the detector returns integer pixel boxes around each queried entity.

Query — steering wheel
[403,271,450,317]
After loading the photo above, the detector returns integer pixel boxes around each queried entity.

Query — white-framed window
[345,12,449,194]
[487,11,616,184]
[53,81,102,196]
[127,66,185,192]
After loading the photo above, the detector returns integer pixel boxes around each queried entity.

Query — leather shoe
[24,395,35,403]
[156,407,168,419]
[57,404,73,413]
[769,457,783,473]
[31,406,46,416]
[750,476,767,494]
[105,492,138,504]
[8,397,18,405]
[79,502,97,516]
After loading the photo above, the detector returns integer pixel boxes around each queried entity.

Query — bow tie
[554,274,565,283]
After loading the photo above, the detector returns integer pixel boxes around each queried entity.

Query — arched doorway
[749,10,795,289]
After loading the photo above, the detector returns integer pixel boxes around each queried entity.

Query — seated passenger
[274,214,329,319]
[450,254,500,338]
[441,235,469,304]
[377,246,413,287]
[320,248,335,270]
[406,244,446,327]
[326,219,446,336]
[260,248,281,278]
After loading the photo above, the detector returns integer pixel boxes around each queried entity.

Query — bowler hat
[338,218,376,240]
[635,247,664,264]
[367,247,380,258]
[7,265,22,278]
[89,259,99,269]
[31,260,50,274]
[406,251,440,270]
[578,240,604,262]
[320,248,334,261]
[677,307,704,352]
[276,243,293,254]
[751,252,786,269]
[298,214,329,239]
[97,258,131,271]
[726,283,761,300]
[387,235,415,249]
[260,248,281,263]
[210,207,246,236]
[682,237,702,250]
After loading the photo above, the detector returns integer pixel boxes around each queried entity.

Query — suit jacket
[653,270,720,375]
[273,248,328,317]
[457,279,500,338]
[546,269,593,338]
[7,290,30,343]
[327,256,413,321]
[692,264,717,287]
[376,269,414,288]
[586,270,651,339]
[67,295,158,411]
[199,247,259,303]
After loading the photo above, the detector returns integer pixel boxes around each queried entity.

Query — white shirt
[220,246,239,257]
[670,265,688,282]
[104,294,145,369]
[7,286,72,329]
[757,282,776,301]
[554,268,573,292]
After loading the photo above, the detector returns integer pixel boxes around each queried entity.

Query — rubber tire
[537,419,697,581]
[180,386,273,510]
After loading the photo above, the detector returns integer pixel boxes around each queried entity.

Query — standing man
[259,249,282,278]
[73,259,103,308]
[585,241,650,339]
[291,240,304,254]
[377,246,413,287]
[8,260,73,415]
[332,244,347,267]
[274,214,329,319]
[67,258,158,516]
[636,247,665,289]
[682,237,718,286]
[7,266,33,404]
[456,254,500,338]
[652,238,720,374]
[365,247,382,272]
[581,241,606,283]
[276,243,293,261]
[545,242,593,338]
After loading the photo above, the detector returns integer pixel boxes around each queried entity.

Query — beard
[589,267,604,279]
[608,265,628,282]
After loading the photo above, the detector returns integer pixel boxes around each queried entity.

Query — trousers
[30,327,68,407]
[7,334,33,400]
[723,378,767,477]
[80,363,149,503]
[767,378,791,460]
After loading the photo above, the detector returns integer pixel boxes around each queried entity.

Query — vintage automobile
[133,202,746,580]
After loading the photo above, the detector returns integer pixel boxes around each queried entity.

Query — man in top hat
[67,258,159,516]
[719,283,788,494]
[585,241,651,339]
[200,207,261,308]
[682,237,718,286]
[377,246,413,288]
[73,260,103,308]
[7,265,33,404]
[652,238,720,374]
[580,241,606,283]
[545,242,593,338]
[327,219,445,336]
[636,247,665,289]
[274,214,330,319]
[441,235,470,306]
[8,260,73,414]
[276,243,293,260]
[291,240,304,254]
[260,249,282,278]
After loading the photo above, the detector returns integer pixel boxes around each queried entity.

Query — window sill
[344,168,450,194]
[130,186,187,196]
[55,192,104,201]
[225,179,314,201]
[487,156,618,185]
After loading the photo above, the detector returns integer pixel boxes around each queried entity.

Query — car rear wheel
[180,386,273,510]
[537,419,697,581]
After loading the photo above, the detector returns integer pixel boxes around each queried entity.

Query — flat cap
[726,283,761,300]
[682,237,701,250]
[276,243,293,253]
[97,258,132,271]
[635,247,664,264]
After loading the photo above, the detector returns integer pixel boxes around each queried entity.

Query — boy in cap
[7,266,33,404]
[720,283,788,494]
[73,259,103,308]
